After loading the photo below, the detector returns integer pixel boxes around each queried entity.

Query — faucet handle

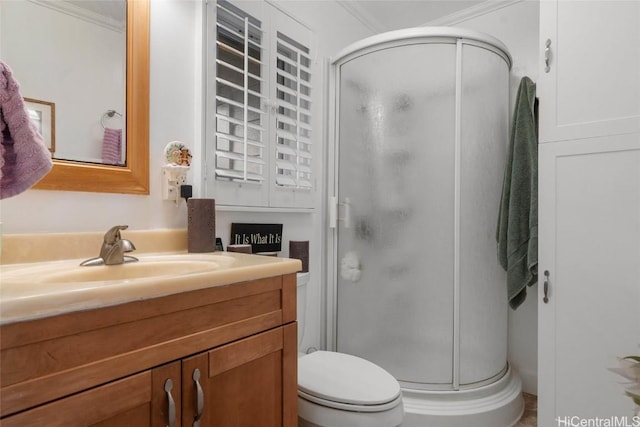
[104,225,129,243]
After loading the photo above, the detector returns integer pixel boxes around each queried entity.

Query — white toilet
[296,272,404,427]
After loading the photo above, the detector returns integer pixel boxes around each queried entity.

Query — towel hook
[101,109,123,129]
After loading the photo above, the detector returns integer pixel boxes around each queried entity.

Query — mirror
[3,0,127,165]
[1,0,149,194]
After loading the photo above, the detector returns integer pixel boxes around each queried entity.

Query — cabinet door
[539,0,640,143]
[182,324,297,427]
[2,372,152,427]
[538,135,640,424]
[1,363,181,427]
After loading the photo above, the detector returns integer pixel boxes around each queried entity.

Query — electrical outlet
[162,165,190,202]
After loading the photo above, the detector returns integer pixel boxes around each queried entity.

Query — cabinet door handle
[164,379,176,427]
[544,39,552,73]
[192,368,204,427]
[543,270,550,303]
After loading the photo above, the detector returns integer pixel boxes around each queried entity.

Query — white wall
[432,0,540,394]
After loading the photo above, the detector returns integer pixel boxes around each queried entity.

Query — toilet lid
[298,351,401,406]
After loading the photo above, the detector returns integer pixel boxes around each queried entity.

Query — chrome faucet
[80,225,139,266]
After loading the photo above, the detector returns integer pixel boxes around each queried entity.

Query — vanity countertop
[0,251,301,325]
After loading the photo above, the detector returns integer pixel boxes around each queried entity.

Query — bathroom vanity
[0,246,300,427]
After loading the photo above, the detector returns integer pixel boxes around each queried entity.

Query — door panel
[182,327,290,427]
[335,42,457,386]
[538,135,640,423]
[539,0,640,142]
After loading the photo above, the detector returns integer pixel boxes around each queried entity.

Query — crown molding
[337,1,525,35]
[423,0,524,26]
[336,1,386,34]
[28,0,125,32]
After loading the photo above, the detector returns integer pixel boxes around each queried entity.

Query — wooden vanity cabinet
[181,324,297,427]
[0,273,298,427]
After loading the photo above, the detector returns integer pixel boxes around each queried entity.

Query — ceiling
[338,0,487,33]
[62,0,489,35]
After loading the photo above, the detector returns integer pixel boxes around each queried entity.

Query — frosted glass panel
[336,43,457,386]
[458,45,509,385]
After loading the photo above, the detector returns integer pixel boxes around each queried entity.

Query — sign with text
[230,223,283,253]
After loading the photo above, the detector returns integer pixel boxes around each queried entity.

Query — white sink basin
[2,253,236,285]
[43,254,235,283]
[42,261,216,283]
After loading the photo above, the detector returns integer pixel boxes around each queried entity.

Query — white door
[538,134,640,424]
[538,0,640,143]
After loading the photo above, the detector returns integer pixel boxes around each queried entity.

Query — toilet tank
[296,272,310,348]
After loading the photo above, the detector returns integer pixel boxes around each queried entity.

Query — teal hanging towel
[497,76,538,310]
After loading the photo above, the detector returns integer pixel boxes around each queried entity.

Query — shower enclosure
[328,28,523,425]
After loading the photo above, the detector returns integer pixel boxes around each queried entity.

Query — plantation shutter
[208,0,315,207]
[274,31,312,189]
[214,0,265,183]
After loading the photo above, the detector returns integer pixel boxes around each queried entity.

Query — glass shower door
[335,42,458,388]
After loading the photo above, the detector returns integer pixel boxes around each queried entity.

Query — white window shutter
[207,0,315,209]
[274,31,313,190]
[214,0,266,184]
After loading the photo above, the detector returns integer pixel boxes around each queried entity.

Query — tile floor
[515,393,537,426]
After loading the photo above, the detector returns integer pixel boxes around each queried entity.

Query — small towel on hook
[102,128,122,165]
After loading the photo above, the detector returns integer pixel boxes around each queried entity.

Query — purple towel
[102,128,122,165]
[0,60,53,199]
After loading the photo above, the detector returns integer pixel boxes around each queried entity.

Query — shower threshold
[400,364,524,427]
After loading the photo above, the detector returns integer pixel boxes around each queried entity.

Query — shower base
[401,365,524,427]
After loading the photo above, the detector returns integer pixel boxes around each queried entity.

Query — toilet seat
[298,389,403,413]
[298,351,402,412]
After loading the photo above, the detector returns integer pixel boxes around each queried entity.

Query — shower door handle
[329,196,351,229]
[342,198,351,229]
[329,196,338,228]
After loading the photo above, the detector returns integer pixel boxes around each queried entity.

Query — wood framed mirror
[33,0,149,195]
